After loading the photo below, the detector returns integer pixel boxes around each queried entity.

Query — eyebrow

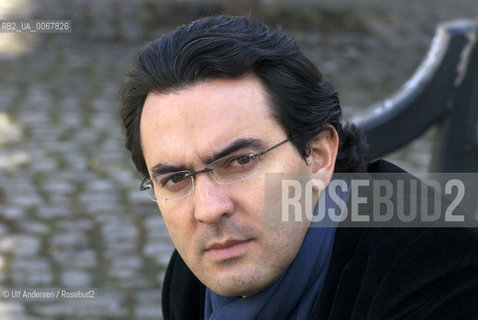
[150,137,266,178]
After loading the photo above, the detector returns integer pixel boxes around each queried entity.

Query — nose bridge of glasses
[190,166,229,187]
[187,167,213,178]
[185,167,216,187]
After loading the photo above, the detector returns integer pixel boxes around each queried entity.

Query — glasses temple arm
[254,133,300,158]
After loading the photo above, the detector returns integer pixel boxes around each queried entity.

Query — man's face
[140,75,313,297]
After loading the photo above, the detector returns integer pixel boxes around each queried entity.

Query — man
[120,16,478,320]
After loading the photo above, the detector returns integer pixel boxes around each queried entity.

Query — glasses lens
[153,171,193,202]
[211,152,260,184]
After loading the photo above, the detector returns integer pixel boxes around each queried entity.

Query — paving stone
[110,255,143,272]
[0,302,26,316]
[51,250,97,269]
[0,316,41,320]
[128,190,152,206]
[103,243,137,257]
[10,258,52,286]
[79,192,118,204]
[36,205,70,219]
[0,234,41,257]
[109,169,137,185]
[135,304,163,319]
[90,111,114,130]
[34,290,127,317]
[60,97,80,111]
[61,270,92,287]
[143,241,174,266]
[60,111,82,128]
[64,51,91,69]
[50,231,88,249]
[79,191,121,214]
[28,157,57,172]
[28,126,63,141]
[0,87,18,108]
[0,113,23,144]
[109,267,136,280]
[62,152,88,171]
[8,197,43,212]
[101,220,138,241]
[91,97,114,112]
[135,289,162,303]
[74,130,99,147]
[0,150,31,172]
[48,194,74,207]
[84,201,121,215]
[155,254,174,268]
[94,80,117,97]
[42,141,77,154]
[18,112,50,126]
[0,256,7,282]
[21,87,52,111]
[0,223,8,235]
[88,179,112,192]
[33,300,126,318]
[143,215,169,239]
[95,152,126,168]
[106,277,151,290]
[6,180,37,198]
[56,219,94,231]
[42,180,76,195]
[0,206,26,220]
[59,170,98,184]
[18,221,50,235]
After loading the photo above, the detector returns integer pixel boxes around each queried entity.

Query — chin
[210,283,259,297]
[205,271,276,297]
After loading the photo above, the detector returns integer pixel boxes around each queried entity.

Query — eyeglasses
[140,134,298,203]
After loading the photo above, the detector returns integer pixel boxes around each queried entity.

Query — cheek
[231,178,266,220]
[237,176,307,258]
[158,206,194,255]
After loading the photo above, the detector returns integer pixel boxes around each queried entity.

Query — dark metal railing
[356,19,478,172]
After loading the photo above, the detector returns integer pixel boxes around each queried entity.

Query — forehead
[140,75,284,166]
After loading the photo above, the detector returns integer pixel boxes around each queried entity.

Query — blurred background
[0,0,476,319]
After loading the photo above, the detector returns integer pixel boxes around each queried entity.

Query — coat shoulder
[162,250,205,320]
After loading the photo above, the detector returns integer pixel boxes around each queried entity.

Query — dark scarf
[204,185,348,320]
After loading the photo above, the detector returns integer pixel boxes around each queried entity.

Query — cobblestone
[0,234,41,257]
[0,302,26,317]
[10,258,52,286]
[0,0,475,319]
[18,221,50,236]
[52,250,97,269]
[50,231,89,249]
[36,205,70,219]
[60,270,92,287]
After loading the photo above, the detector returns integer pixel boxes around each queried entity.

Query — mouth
[205,239,252,260]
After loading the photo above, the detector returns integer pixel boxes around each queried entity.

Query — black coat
[162,160,478,319]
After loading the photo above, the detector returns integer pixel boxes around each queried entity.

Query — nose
[192,173,235,224]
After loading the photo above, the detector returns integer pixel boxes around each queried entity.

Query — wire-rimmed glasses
[140,135,297,203]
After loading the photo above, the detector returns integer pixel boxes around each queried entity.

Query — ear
[306,125,339,190]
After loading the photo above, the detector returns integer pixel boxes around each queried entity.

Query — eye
[221,154,255,172]
[160,172,190,190]
[168,174,187,184]
[233,155,252,166]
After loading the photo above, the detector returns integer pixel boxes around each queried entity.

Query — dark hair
[120,15,368,177]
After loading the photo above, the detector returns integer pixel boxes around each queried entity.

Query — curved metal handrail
[355,19,478,162]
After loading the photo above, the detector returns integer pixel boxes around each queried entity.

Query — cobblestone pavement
[0,0,476,319]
